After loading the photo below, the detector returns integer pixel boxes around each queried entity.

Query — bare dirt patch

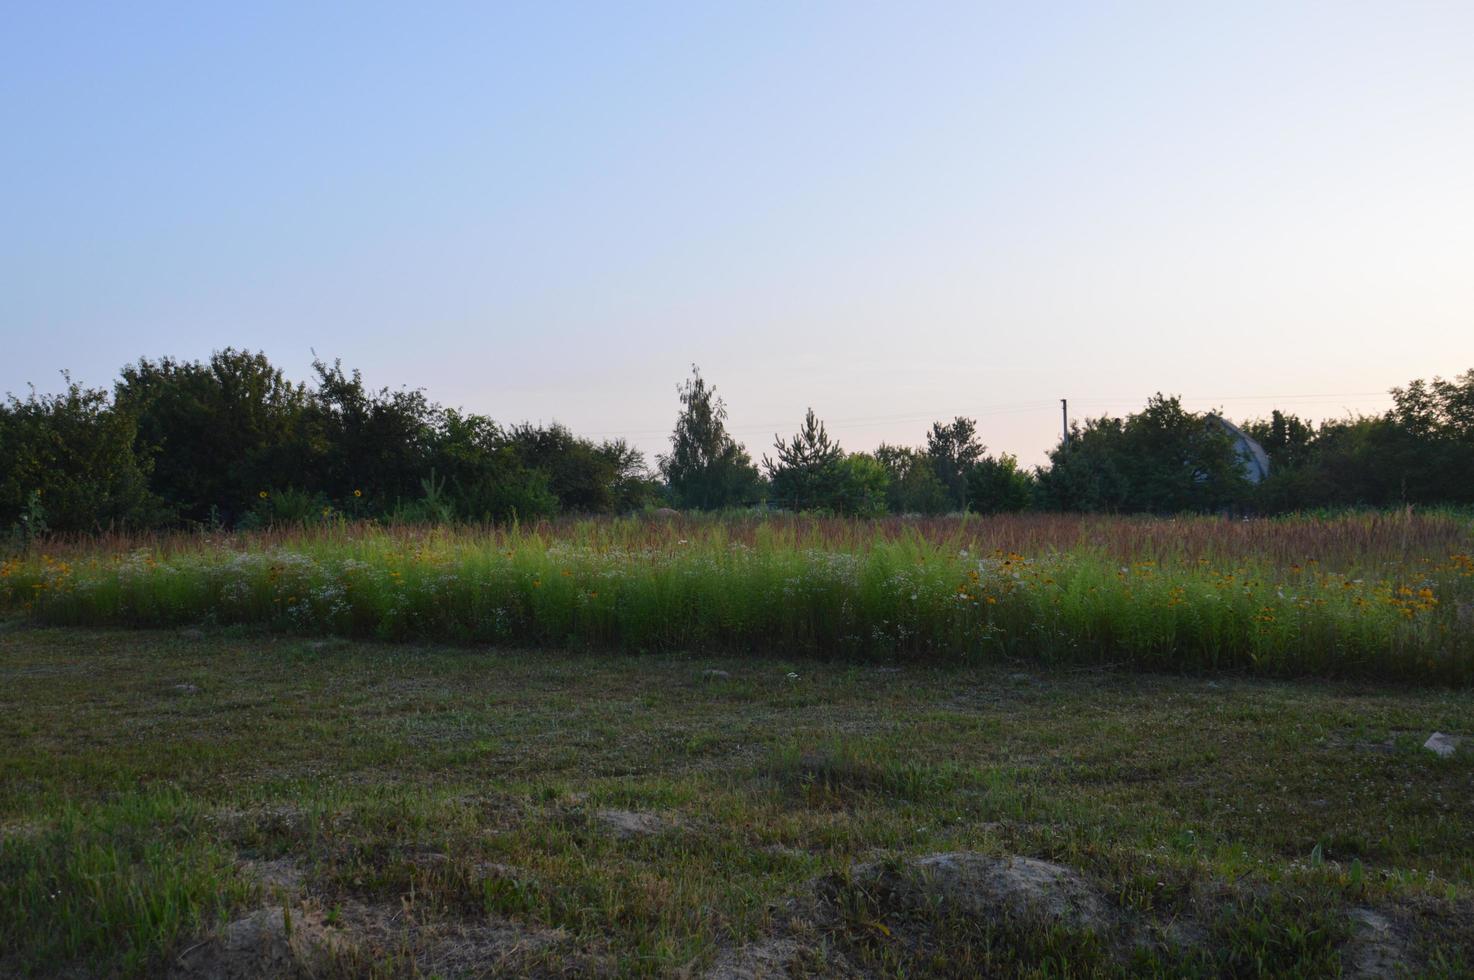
[172,895,577,979]
[1345,907,1412,979]
[594,808,675,838]
[702,937,815,979]
[171,905,348,980]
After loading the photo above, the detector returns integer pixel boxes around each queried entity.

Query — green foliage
[0,791,248,977]
[1038,395,1248,513]
[966,454,1035,514]
[834,453,891,517]
[237,488,334,530]
[11,354,1474,527]
[307,357,440,506]
[114,349,314,523]
[764,408,846,512]
[875,444,952,515]
[505,424,657,514]
[428,410,558,522]
[7,491,48,553]
[925,416,985,511]
[1245,409,1317,471]
[1247,371,1474,511]
[94,349,651,526]
[0,380,160,533]
[659,365,763,510]
[6,515,1470,682]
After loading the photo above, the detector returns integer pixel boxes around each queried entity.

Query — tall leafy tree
[926,416,985,510]
[308,357,440,505]
[505,422,656,514]
[1036,395,1246,512]
[874,444,950,515]
[834,452,891,517]
[658,366,762,510]
[114,349,314,521]
[967,453,1035,513]
[428,410,558,522]
[1245,410,1316,471]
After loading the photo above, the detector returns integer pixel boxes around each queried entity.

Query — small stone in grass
[1423,732,1458,758]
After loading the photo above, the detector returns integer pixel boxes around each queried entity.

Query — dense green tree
[600,438,664,513]
[834,452,891,517]
[1244,410,1316,471]
[505,423,656,514]
[967,454,1035,514]
[926,417,985,510]
[1037,396,1246,513]
[874,444,951,515]
[1035,417,1132,512]
[307,358,442,507]
[429,410,558,522]
[0,380,159,532]
[658,366,763,510]
[1391,370,1474,440]
[1386,370,1474,503]
[114,349,314,522]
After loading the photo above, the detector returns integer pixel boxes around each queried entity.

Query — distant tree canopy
[3,353,1472,534]
[3,348,660,532]
[1037,395,1248,513]
[1243,370,1474,511]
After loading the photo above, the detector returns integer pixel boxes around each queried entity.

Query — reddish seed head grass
[30,509,1472,574]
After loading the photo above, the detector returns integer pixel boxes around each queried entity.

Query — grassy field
[1,624,1471,977]
[4,512,1474,682]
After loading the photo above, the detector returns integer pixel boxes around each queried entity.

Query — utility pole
[1061,399,1069,449]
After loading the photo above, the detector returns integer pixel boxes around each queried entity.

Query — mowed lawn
[1,625,1470,977]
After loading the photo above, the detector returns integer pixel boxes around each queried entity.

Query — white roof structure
[1206,414,1271,484]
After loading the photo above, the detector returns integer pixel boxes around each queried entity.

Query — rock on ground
[1423,732,1459,758]
[860,852,1112,931]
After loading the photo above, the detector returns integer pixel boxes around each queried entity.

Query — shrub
[0,380,160,533]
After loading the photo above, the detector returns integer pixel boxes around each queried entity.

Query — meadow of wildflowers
[3,511,1471,681]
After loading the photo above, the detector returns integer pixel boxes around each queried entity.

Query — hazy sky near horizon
[3,2,1471,466]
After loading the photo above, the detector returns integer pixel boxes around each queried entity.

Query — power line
[578,390,1392,438]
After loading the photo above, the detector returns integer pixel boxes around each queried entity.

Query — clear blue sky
[4,2,1471,465]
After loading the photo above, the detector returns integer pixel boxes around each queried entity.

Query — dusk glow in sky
[4,2,1471,465]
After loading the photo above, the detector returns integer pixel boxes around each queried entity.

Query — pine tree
[764,408,843,511]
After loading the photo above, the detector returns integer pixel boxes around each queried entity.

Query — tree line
[2,350,1471,534]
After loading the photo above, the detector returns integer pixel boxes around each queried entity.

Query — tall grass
[4,512,1472,681]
